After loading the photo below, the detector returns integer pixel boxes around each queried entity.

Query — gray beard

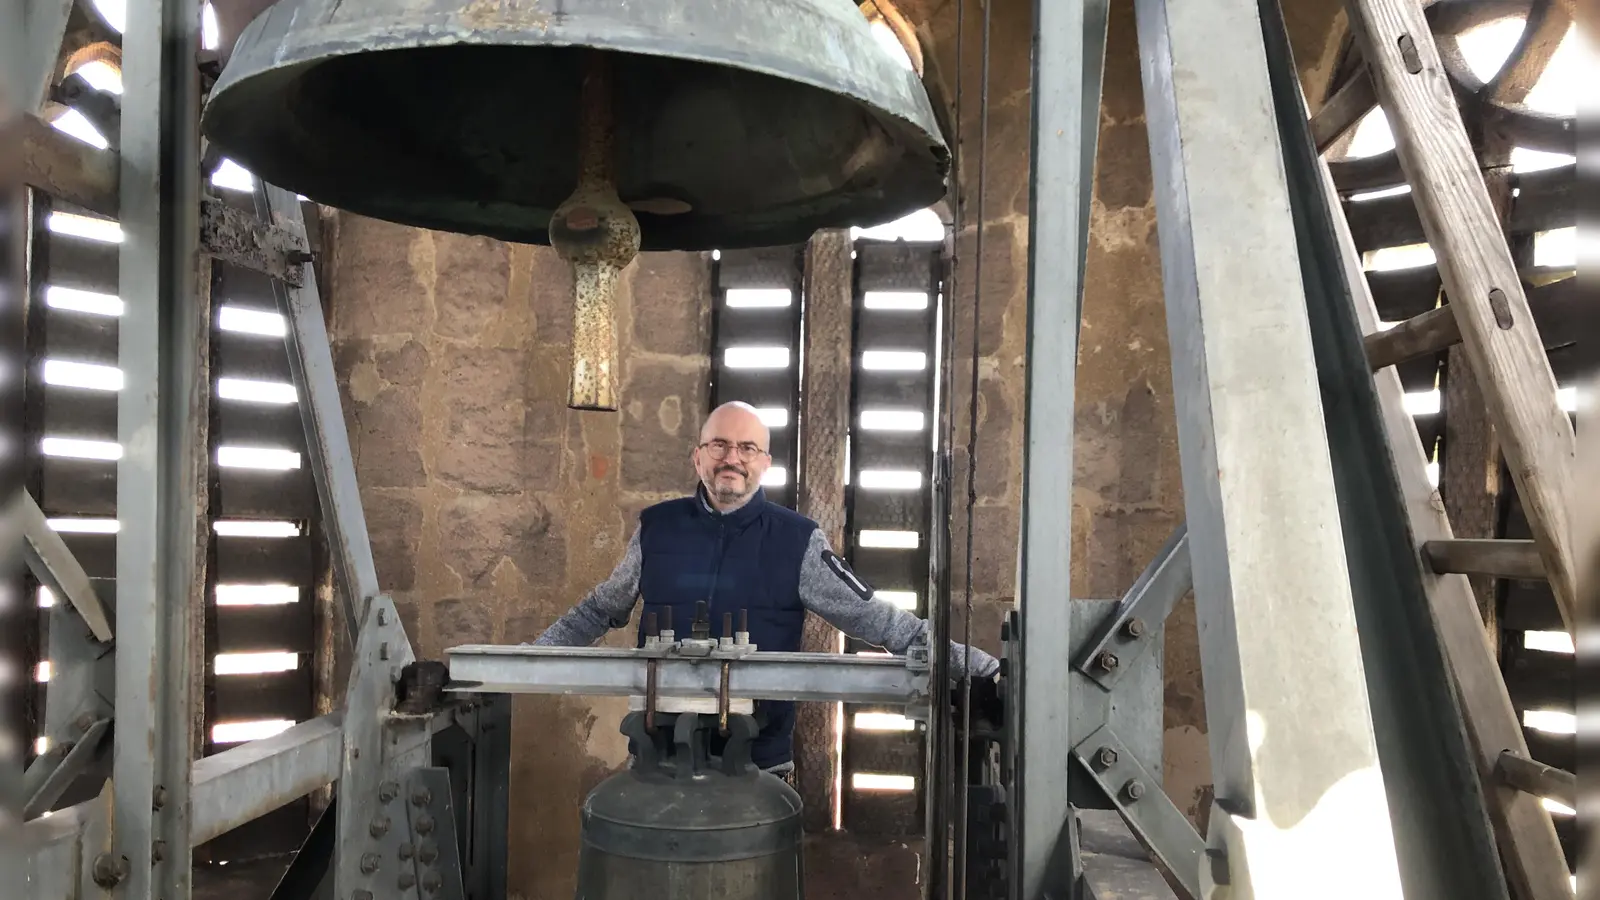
[705,478,753,508]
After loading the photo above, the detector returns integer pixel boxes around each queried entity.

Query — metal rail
[445,645,926,707]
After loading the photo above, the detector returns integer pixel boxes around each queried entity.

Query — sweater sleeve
[796,530,999,679]
[531,526,643,646]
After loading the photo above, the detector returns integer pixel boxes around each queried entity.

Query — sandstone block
[433,232,512,341]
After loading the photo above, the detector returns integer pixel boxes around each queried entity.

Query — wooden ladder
[1318,2,1577,898]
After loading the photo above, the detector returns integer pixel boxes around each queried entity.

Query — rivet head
[398,872,417,890]
[417,842,438,864]
[379,781,400,803]
[359,853,381,874]
[398,842,415,861]
[92,853,128,888]
[370,816,391,838]
[152,786,169,810]
[414,813,435,835]
[422,872,442,893]
[411,788,432,808]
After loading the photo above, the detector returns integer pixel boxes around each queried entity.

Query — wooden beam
[1364,305,1455,369]
[1310,68,1377,152]
[1485,0,1571,105]
[1345,162,1572,250]
[1424,538,1545,580]
[1344,0,1576,633]
[792,228,853,834]
[19,112,118,216]
[1495,750,1575,809]
[1319,156,1573,900]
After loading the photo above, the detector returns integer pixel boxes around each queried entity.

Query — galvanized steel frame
[1012,0,1108,896]
[112,0,206,891]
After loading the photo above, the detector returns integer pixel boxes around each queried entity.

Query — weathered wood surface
[1345,0,1577,635]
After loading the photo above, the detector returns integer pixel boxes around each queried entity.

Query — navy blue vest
[636,486,814,768]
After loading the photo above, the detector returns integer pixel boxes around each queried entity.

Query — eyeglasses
[699,440,768,462]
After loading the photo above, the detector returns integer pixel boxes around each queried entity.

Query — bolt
[422,872,442,893]
[377,608,389,626]
[75,712,96,733]
[398,842,415,861]
[287,249,316,266]
[414,813,435,835]
[360,853,381,874]
[152,841,167,863]
[1122,779,1145,801]
[1096,746,1119,769]
[370,816,391,838]
[417,842,438,864]
[1122,617,1146,639]
[153,786,169,810]
[1095,651,1120,672]
[411,787,432,808]
[398,871,417,890]
[380,642,390,661]
[92,853,128,888]
[353,892,374,900]
[379,781,400,803]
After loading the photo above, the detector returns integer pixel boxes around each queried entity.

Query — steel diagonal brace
[21,490,113,641]
[1075,524,1190,691]
[1072,724,1204,900]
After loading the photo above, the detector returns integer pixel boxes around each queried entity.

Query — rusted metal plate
[200,196,306,287]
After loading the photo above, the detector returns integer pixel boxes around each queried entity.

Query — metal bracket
[1071,724,1203,900]
[23,717,112,819]
[21,489,113,642]
[1074,525,1190,691]
[199,194,308,286]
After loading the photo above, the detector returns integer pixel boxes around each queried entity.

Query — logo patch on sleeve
[822,550,874,601]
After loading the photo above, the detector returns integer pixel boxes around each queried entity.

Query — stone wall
[325,216,712,899]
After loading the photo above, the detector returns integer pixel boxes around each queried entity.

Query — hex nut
[1123,779,1145,801]
[1095,651,1120,671]
[92,853,129,888]
[1122,617,1146,639]
[1096,747,1118,769]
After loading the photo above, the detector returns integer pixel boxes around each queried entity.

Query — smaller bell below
[201,0,951,251]
[576,712,804,900]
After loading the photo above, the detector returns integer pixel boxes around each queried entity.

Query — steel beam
[21,490,112,641]
[1074,525,1190,691]
[20,0,76,112]
[336,595,424,899]
[446,645,923,706]
[253,182,383,647]
[1015,0,1107,896]
[190,713,344,846]
[1133,0,1405,895]
[114,0,204,892]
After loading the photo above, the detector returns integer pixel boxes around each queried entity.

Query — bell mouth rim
[201,2,951,249]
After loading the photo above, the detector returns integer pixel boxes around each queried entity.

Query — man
[536,401,1000,778]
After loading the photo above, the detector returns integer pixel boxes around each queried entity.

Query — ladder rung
[1422,539,1544,580]
[1364,306,1458,370]
[1494,750,1575,809]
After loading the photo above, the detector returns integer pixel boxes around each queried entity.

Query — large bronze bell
[202,0,949,410]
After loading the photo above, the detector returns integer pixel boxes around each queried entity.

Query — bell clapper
[550,50,640,412]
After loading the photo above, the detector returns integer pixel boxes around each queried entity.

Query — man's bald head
[693,402,773,510]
